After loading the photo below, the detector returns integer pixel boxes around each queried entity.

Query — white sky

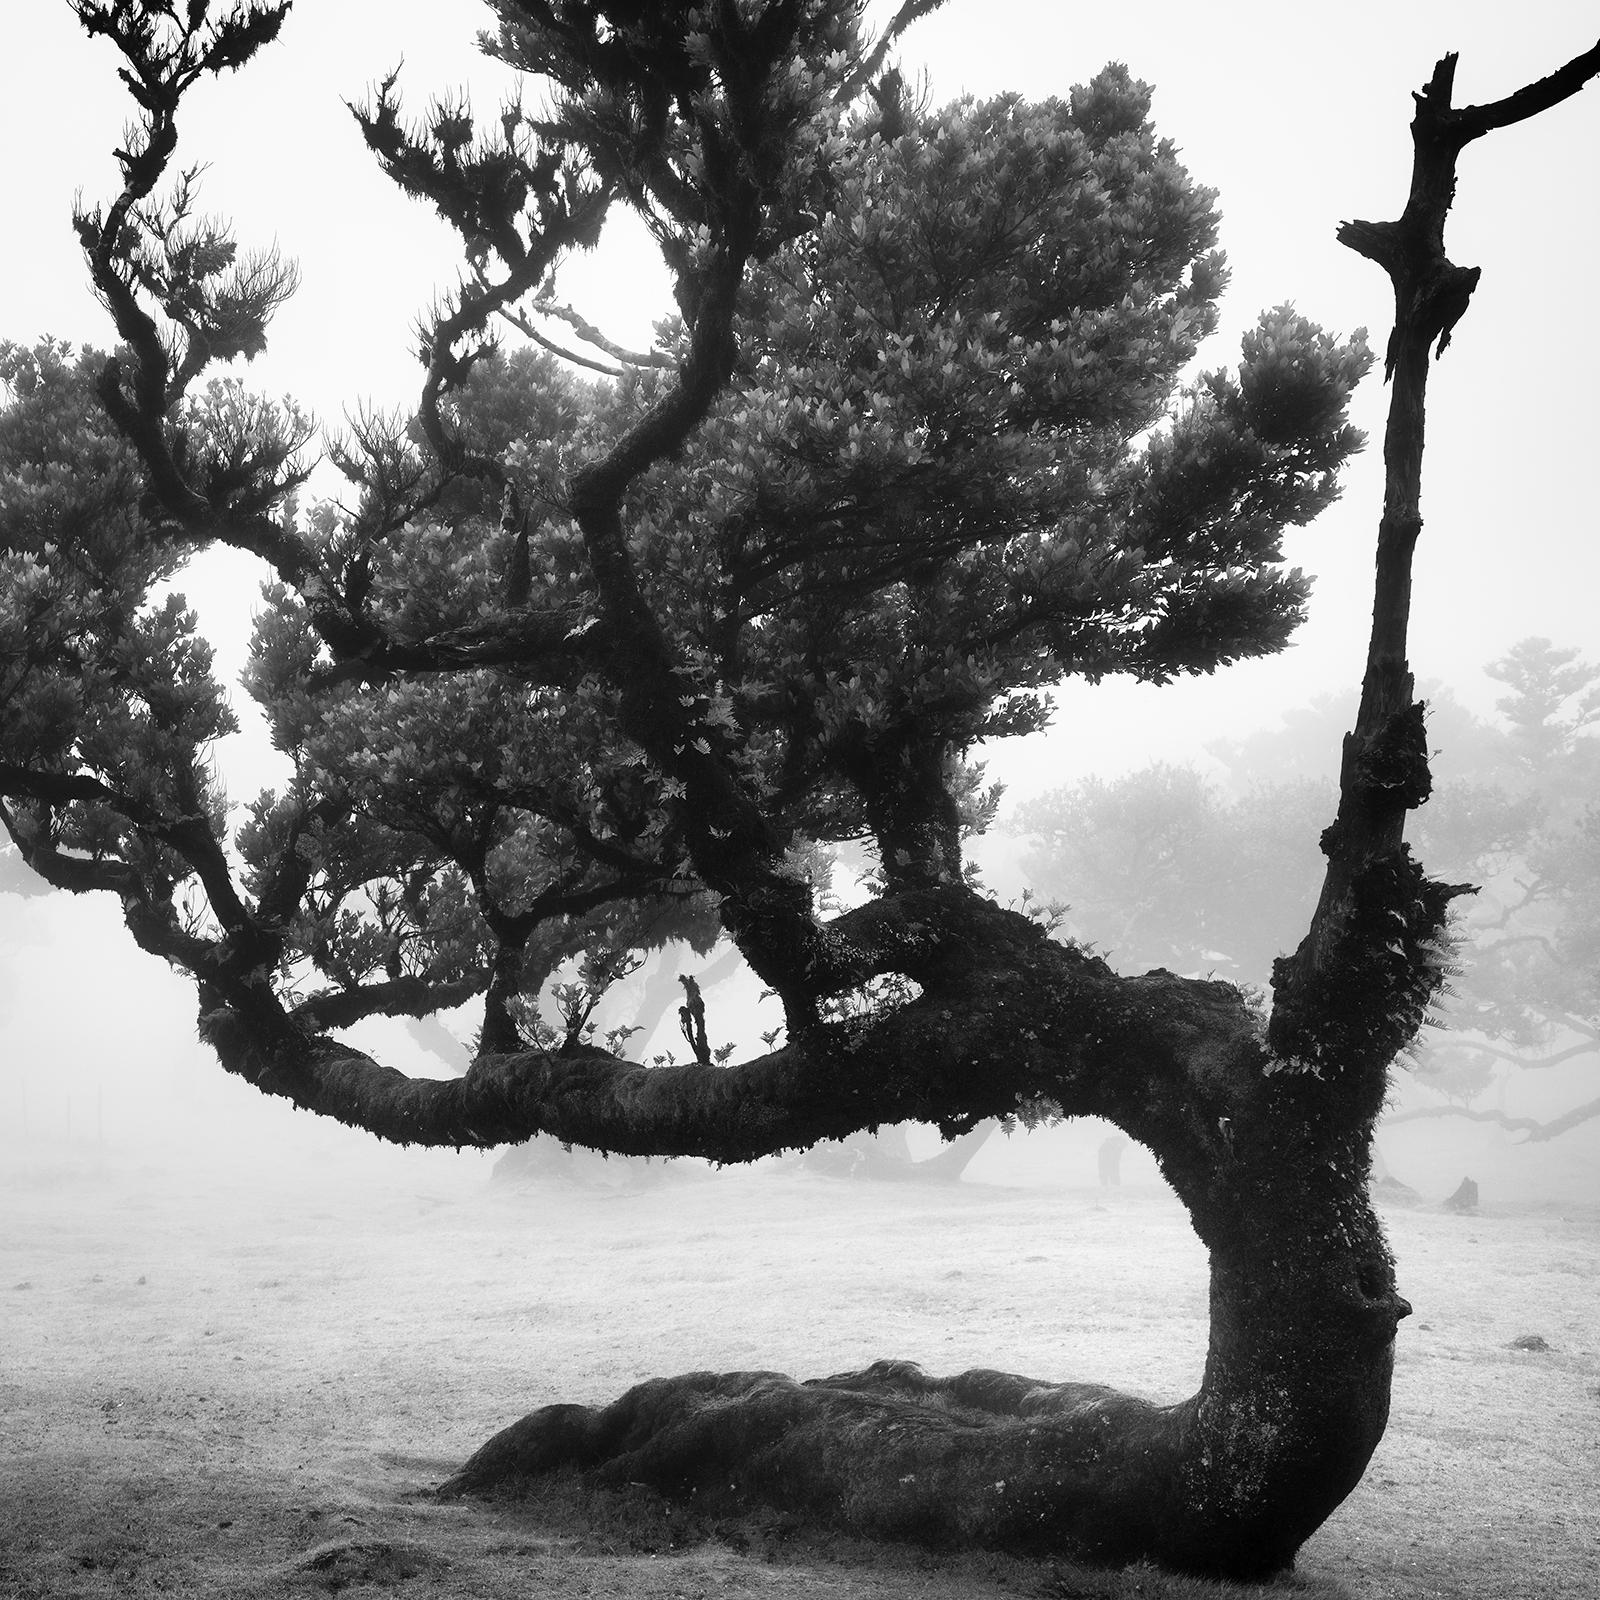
[3,1,1597,802]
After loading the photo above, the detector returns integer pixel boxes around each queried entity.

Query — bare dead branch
[497,302,626,377]
[527,294,671,368]
[1268,39,1600,1076]
[1453,37,1600,143]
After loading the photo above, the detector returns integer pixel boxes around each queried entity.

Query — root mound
[435,1360,1222,1571]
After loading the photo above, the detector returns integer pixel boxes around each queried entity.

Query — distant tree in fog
[1396,640,1600,1139]
[1014,640,1600,1141]
[2,0,1596,1580]
[1012,763,1328,984]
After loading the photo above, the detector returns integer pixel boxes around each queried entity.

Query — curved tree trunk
[425,919,1409,1578]
[442,1145,1403,1579]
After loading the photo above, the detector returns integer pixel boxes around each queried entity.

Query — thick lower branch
[193,900,1262,1181]
[290,975,487,1032]
[307,607,599,690]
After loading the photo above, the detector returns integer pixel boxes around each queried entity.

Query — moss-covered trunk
[1162,1168,1405,1573]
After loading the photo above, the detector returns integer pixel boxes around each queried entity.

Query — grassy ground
[0,1138,1595,1600]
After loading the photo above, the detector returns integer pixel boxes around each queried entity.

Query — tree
[3,0,1597,1579]
[1011,761,1330,984]
[1393,640,1600,1140]
[1012,642,1600,1145]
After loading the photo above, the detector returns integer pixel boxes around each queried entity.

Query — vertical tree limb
[1271,42,1600,1072]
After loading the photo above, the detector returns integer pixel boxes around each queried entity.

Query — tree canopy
[1,2,1372,1124]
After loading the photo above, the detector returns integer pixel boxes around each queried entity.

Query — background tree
[3,0,1597,1580]
[1010,761,1329,983]
[1011,639,1600,1144]
[1394,640,1600,1139]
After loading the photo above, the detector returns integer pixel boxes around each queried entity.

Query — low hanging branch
[525,292,673,370]
[1387,1094,1600,1143]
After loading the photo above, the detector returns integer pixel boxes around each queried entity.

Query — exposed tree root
[437,1359,1332,1580]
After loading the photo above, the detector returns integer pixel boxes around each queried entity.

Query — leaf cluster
[0,341,235,923]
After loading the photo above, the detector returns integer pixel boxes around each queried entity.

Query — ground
[0,1129,1596,1600]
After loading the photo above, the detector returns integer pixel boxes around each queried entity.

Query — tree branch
[0,759,237,925]
[291,975,487,1032]
[414,221,606,481]
[838,0,952,103]
[1446,1037,1598,1071]
[1385,1095,1600,1142]
[526,294,672,368]
[496,303,626,378]
[0,794,221,973]
[1453,38,1600,144]
[195,912,1256,1193]
[0,803,145,900]
[306,604,601,690]
[1268,43,1599,1078]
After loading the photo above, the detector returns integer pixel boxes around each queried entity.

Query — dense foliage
[0,6,1371,1069]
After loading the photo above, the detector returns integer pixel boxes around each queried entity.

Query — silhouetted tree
[3,0,1597,1579]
